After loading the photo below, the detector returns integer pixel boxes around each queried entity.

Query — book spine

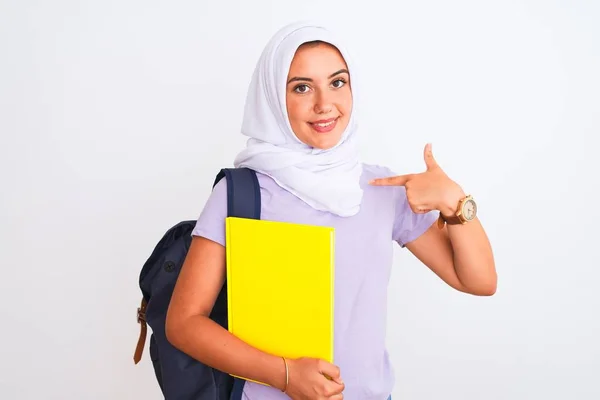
[330,228,335,363]
[225,217,233,334]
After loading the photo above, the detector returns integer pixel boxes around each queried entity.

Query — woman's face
[285,42,352,150]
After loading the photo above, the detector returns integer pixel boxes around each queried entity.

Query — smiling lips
[309,117,338,133]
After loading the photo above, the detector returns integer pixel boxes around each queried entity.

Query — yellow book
[225,216,335,385]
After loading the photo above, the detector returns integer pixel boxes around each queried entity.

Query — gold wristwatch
[437,195,477,229]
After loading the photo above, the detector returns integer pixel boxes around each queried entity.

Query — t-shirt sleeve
[190,177,228,246]
[392,186,440,247]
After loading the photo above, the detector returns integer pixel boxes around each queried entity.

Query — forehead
[287,43,348,77]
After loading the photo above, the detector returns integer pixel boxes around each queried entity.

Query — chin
[307,136,342,150]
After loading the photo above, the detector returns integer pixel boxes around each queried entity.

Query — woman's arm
[370,143,497,296]
[405,215,497,296]
[166,236,345,398]
[165,236,287,389]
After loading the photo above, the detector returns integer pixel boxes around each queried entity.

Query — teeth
[315,120,334,127]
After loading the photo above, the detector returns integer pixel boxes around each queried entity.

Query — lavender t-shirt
[192,163,438,400]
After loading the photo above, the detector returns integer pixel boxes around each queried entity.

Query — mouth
[308,117,339,133]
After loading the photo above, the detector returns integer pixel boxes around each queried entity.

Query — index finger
[369,174,414,186]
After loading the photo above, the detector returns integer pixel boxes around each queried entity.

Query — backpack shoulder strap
[213,167,261,220]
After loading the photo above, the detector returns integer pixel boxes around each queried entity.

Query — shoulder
[190,176,228,246]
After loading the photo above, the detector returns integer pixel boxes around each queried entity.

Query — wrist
[439,184,466,217]
[263,355,288,391]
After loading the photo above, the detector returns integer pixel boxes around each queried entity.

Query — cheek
[340,92,353,115]
[286,97,306,123]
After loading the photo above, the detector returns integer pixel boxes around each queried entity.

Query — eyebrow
[287,69,349,84]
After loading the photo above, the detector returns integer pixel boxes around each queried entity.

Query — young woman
[166,21,497,400]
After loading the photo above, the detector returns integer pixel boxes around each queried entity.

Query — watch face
[462,199,477,221]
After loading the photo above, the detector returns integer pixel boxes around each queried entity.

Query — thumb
[369,174,413,186]
[424,143,440,171]
[319,361,343,385]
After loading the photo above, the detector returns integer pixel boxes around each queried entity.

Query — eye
[331,78,346,89]
[294,84,311,94]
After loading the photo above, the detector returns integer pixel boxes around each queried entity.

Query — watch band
[440,213,463,225]
[437,206,466,229]
[438,213,463,229]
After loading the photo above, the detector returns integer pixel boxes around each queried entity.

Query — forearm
[446,217,497,295]
[166,315,286,389]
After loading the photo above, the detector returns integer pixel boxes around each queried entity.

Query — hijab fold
[233,21,363,217]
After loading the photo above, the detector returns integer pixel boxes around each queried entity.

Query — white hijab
[233,21,364,217]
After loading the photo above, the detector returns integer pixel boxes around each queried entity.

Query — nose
[313,91,333,114]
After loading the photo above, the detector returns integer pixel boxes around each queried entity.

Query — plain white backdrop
[1,0,599,399]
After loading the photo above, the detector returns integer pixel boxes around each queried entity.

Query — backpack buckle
[137,298,147,324]
[137,307,145,323]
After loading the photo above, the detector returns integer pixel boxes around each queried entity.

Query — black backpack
[134,167,260,400]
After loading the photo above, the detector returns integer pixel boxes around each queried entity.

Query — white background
[1,1,599,399]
